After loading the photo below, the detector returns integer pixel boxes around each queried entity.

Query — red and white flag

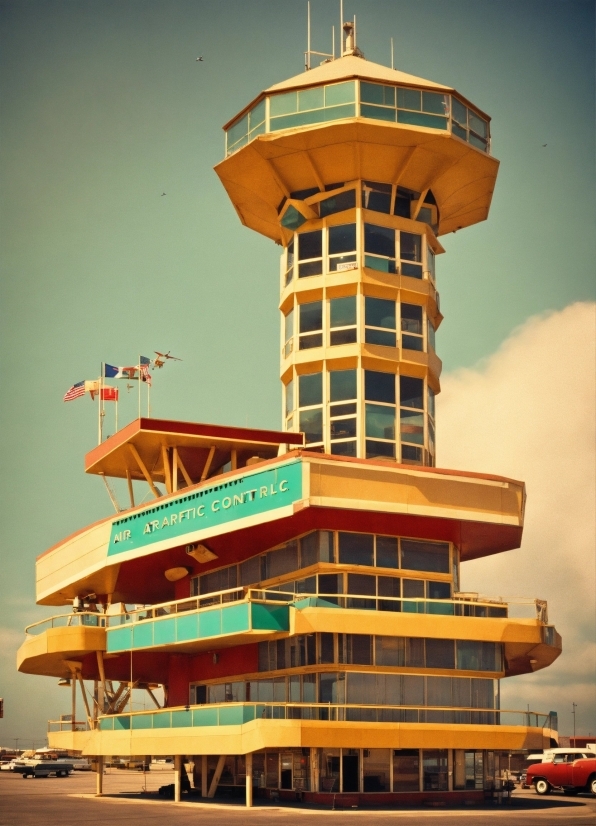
[101,387,119,402]
[63,381,85,402]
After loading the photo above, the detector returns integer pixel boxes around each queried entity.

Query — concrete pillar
[201,754,208,797]
[174,754,182,803]
[95,756,103,796]
[245,753,253,808]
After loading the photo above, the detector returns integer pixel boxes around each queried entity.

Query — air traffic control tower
[18,24,562,807]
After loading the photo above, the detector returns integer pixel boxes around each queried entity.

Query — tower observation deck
[17,25,561,808]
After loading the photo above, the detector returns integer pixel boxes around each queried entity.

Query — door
[280,754,293,789]
[342,754,359,792]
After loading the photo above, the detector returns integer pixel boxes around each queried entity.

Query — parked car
[0,760,19,772]
[13,759,73,778]
[527,756,596,796]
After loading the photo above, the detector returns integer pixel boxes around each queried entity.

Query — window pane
[360,82,395,106]
[284,308,294,341]
[347,634,373,665]
[330,296,356,328]
[339,532,374,566]
[299,408,323,443]
[401,262,423,279]
[401,303,422,333]
[365,370,395,403]
[319,672,345,703]
[366,403,395,440]
[365,297,395,329]
[364,254,396,274]
[240,555,261,586]
[422,92,448,115]
[394,193,411,219]
[401,541,450,573]
[365,224,395,258]
[452,98,467,126]
[298,230,322,260]
[299,301,322,333]
[329,223,356,255]
[422,750,448,791]
[426,639,455,669]
[401,444,423,463]
[393,750,420,792]
[375,636,404,666]
[400,232,422,262]
[330,417,356,440]
[227,114,248,146]
[366,439,395,459]
[428,581,451,600]
[376,536,398,569]
[366,328,397,347]
[397,88,422,110]
[400,375,424,409]
[402,579,425,598]
[428,387,436,419]
[330,368,357,402]
[403,674,424,705]
[331,440,357,456]
[402,334,423,351]
[362,181,392,213]
[331,402,356,417]
[325,81,355,106]
[270,91,298,117]
[319,632,335,663]
[285,378,293,416]
[299,372,322,407]
[468,111,487,138]
[331,328,357,345]
[320,189,356,218]
[299,333,322,350]
[298,86,324,111]
[318,573,341,595]
[400,409,424,444]
[267,542,299,579]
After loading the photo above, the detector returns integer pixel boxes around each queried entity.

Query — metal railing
[25,612,106,636]
[47,720,91,733]
[95,701,557,731]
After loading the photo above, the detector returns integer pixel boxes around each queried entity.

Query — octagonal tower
[216,42,497,465]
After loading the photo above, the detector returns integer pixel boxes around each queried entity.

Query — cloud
[437,302,596,736]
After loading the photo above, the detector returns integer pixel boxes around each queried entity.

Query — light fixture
[164,566,191,582]
[185,544,218,563]
[58,678,71,687]
[212,653,219,664]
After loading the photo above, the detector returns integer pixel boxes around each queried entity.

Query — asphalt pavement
[1,768,595,826]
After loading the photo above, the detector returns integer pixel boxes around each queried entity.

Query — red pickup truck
[527,756,596,796]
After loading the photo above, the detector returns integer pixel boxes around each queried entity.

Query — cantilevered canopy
[85,418,304,495]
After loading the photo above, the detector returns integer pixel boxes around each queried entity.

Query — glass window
[394,187,414,219]
[401,303,424,351]
[365,223,395,259]
[298,86,324,111]
[400,409,424,445]
[365,370,395,403]
[366,404,395,440]
[299,372,322,407]
[270,91,298,117]
[300,531,332,567]
[319,632,335,664]
[299,408,323,444]
[330,417,356,441]
[363,749,391,793]
[320,189,355,218]
[319,672,345,704]
[375,635,405,666]
[325,81,356,106]
[377,576,400,611]
[240,555,261,586]
[281,204,308,231]
[366,297,397,347]
[328,223,357,272]
[330,369,357,402]
[428,386,436,419]
[400,375,424,409]
[452,98,467,127]
[347,573,376,609]
[422,92,448,115]
[422,750,448,791]
[267,542,299,579]
[299,301,323,350]
[393,750,420,792]
[319,748,340,792]
[362,181,392,214]
[402,578,425,598]
[298,230,322,277]
[427,580,451,600]
[346,634,373,665]
[376,536,399,569]
[399,232,423,278]
[361,82,395,107]
[338,532,374,566]
[401,541,449,573]
[330,297,357,345]
[397,88,421,111]
[457,641,501,672]
[285,240,294,286]
[425,639,455,670]
[318,573,341,597]
[285,378,293,417]
[366,440,395,460]
[284,308,294,352]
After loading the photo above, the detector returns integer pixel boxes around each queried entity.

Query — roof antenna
[305,0,335,67]
[342,20,363,58]
[391,37,394,70]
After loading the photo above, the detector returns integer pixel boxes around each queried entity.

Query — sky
[0,0,594,746]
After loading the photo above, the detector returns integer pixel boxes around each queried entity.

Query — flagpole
[97,364,102,445]
[115,388,118,433]
[138,355,141,421]
[148,377,151,418]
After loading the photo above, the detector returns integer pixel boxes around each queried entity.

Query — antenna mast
[304,0,335,69]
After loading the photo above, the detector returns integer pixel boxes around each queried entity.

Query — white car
[0,760,19,771]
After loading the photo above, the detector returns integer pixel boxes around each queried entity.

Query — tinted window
[329,223,356,254]
[299,372,322,406]
[364,224,395,258]
[298,230,322,260]
[339,532,374,566]
[299,301,322,332]
[366,297,395,329]
[365,370,395,403]
[426,639,455,669]
[400,376,424,409]
[330,296,356,327]
[330,369,357,402]
[401,541,449,573]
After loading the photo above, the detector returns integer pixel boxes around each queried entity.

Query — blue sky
[0,0,594,744]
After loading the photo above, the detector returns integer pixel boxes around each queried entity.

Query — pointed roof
[266,54,452,94]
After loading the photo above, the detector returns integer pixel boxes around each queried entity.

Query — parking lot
[1,768,595,826]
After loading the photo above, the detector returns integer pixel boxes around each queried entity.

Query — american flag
[63,380,86,402]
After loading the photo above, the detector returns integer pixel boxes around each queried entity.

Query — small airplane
[126,383,135,393]
[154,350,182,368]
[196,56,204,62]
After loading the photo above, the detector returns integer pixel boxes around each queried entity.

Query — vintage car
[527,756,596,796]
[13,759,73,778]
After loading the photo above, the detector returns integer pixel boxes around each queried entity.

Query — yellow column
[201,754,208,797]
[174,754,182,803]
[95,756,103,796]
[246,753,253,808]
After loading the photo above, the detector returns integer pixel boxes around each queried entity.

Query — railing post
[246,752,253,807]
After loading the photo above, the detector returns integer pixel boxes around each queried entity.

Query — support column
[245,753,253,808]
[174,754,182,803]
[201,755,208,797]
[96,756,103,796]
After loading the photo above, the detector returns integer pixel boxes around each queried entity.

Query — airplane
[154,350,182,368]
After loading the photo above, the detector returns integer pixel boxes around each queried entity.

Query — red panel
[168,655,191,706]
[188,644,259,683]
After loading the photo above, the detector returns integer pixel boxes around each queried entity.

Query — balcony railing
[95,702,557,732]
[25,612,106,636]
[47,719,91,732]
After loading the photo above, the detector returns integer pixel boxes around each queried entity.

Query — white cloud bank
[437,302,596,736]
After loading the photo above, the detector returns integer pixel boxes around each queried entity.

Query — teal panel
[192,707,218,727]
[199,608,222,638]
[152,712,172,729]
[325,81,355,106]
[250,603,289,632]
[99,717,113,731]
[171,710,192,728]
[132,622,153,649]
[221,602,250,635]
[176,613,199,642]
[108,460,302,558]
[153,617,176,645]
[218,705,253,726]
[427,602,455,616]
[397,110,448,130]
[132,714,152,730]
[106,626,132,652]
[364,255,392,273]
[402,601,422,613]
[360,103,396,123]
[113,715,131,730]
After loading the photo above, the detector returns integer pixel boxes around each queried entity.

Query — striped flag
[63,381,86,402]
[139,356,152,386]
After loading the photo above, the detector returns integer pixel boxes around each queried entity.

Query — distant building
[18,22,561,806]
